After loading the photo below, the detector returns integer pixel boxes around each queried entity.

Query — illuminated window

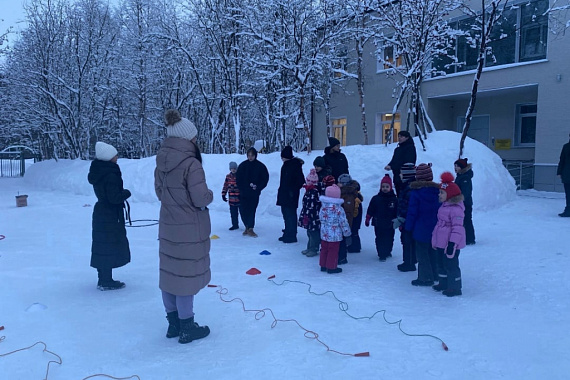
[332,118,347,146]
[381,113,401,143]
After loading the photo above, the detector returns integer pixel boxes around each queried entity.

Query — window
[515,104,537,145]
[377,41,403,72]
[519,0,548,61]
[332,118,347,146]
[333,46,348,78]
[432,0,548,75]
[376,113,401,144]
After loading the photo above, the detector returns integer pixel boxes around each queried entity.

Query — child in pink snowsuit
[432,172,466,297]
[318,184,351,274]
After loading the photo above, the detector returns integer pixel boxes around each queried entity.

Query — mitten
[345,235,352,247]
[222,195,227,202]
[365,214,372,227]
[392,218,401,230]
[123,189,132,199]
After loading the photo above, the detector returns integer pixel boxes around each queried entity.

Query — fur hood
[457,163,473,175]
[445,193,465,204]
[410,180,439,190]
[319,195,344,205]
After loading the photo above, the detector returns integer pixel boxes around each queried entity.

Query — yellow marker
[210,235,220,240]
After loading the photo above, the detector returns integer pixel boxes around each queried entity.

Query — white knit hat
[95,142,118,161]
[164,109,198,141]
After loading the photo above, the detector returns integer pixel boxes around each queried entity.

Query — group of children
[221,156,475,297]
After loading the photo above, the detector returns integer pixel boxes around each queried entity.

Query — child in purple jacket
[432,172,466,297]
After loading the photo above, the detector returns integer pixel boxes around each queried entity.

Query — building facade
[312,0,569,191]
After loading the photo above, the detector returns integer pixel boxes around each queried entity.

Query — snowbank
[23,130,516,211]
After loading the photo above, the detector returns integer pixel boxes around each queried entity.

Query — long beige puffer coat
[155,137,213,296]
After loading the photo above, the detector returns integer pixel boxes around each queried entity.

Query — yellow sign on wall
[495,139,511,150]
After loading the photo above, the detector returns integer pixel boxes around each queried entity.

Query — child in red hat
[365,174,398,261]
[431,172,466,297]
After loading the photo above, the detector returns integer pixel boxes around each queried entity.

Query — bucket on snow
[15,195,28,207]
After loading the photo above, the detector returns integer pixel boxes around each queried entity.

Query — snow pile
[23,130,516,211]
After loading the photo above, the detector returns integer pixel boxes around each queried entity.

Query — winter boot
[397,263,416,272]
[247,228,258,238]
[442,289,462,297]
[305,250,318,257]
[166,311,180,338]
[320,266,327,272]
[559,208,570,217]
[97,280,126,291]
[327,268,342,274]
[178,317,210,344]
[229,225,239,230]
[411,279,434,286]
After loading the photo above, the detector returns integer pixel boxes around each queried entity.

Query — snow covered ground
[1,131,569,379]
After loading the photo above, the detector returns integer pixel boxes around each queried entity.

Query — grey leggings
[162,290,195,320]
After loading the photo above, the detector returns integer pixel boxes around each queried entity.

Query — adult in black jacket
[277,146,305,243]
[557,134,570,217]
[324,137,349,181]
[455,158,476,244]
[236,147,270,236]
[88,142,131,291]
[385,131,417,196]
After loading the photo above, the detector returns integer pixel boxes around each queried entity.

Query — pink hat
[380,174,393,190]
[325,184,341,198]
[306,169,318,186]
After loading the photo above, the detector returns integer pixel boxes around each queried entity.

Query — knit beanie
[454,158,468,169]
[325,184,341,198]
[400,162,416,182]
[229,161,237,170]
[380,174,393,190]
[338,173,352,185]
[306,169,319,186]
[322,175,336,188]
[165,109,198,141]
[95,142,118,161]
[313,156,326,168]
[440,172,462,200]
[328,137,341,147]
[281,145,294,159]
[415,163,433,182]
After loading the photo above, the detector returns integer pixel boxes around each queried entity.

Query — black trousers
[436,242,462,291]
[464,204,476,244]
[565,183,570,209]
[97,267,113,282]
[338,238,347,264]
[374,226,395,259]
[239,196,260,229]
[347,204,362,252]
[230,204,240,228]
[400,229,416,265]
[281,206,298,239]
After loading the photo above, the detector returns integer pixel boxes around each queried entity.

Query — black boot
[166,311,180,338]
[559,207,570,217]
[178,316,210,344]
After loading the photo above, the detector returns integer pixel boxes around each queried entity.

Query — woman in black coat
[88,142,132,291]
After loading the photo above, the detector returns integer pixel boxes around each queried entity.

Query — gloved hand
[392,216,405,230]
[222,195,227,202]
[345,235,352,247]
[365,215,371,227]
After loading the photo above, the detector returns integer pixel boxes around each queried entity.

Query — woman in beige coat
[155,109,213,344]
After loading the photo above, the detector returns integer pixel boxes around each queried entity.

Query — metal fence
[503,160,535,190]
[0,147,41,177]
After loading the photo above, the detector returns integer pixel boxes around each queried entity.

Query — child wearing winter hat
[298,169,322,257]
[365,174,398,261]
[432,172,466,297]
[396,162,417,272]
[318,185,352,274]
[405,163,440,287]
[454,158,475,245]
[222,161,241,230]
[337,174,363,260]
